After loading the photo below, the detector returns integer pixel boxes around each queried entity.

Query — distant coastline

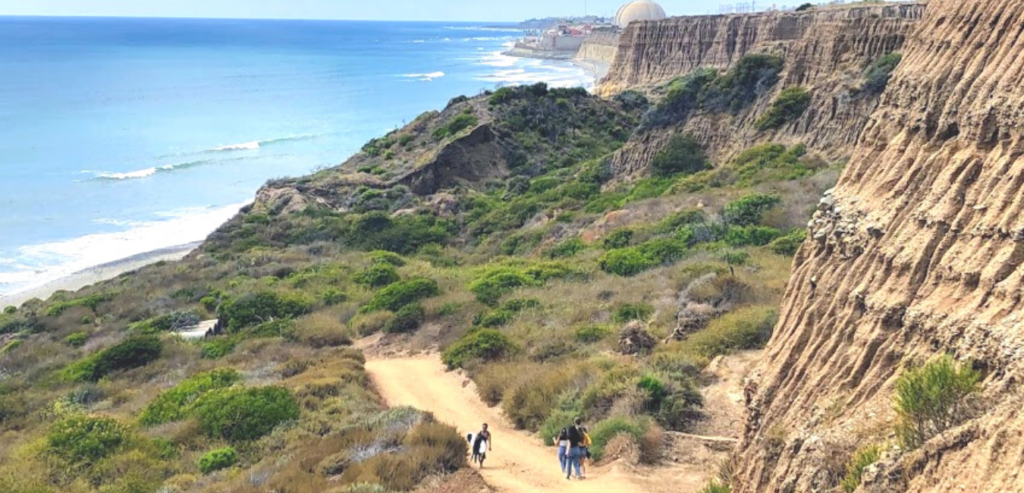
[0,242,200,309]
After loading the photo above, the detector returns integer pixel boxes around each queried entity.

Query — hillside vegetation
[0,62,844,493]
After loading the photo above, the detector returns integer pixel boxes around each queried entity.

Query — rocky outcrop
[602,3,924,175]
[732,0,1024,491]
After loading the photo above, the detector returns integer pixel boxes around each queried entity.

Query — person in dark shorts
[579,423,592,479]
[565,417,584,480]
[472,423,492,468]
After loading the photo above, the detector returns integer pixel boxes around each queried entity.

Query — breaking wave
[402,71,446,81]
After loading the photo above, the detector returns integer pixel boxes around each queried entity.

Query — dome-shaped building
[615,0,667,28]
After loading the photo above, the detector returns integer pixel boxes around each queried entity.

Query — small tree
[651,134,710,177]
[894,355,981,450]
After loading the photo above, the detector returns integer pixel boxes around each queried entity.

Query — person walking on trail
[554,427,570,473]
[580,423,592,479]
[472,423,492,468]
[565,417,585,480]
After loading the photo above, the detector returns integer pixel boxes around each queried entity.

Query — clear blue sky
[0,0,728,21]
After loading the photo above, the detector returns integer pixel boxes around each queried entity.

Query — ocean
[0,16,593,298]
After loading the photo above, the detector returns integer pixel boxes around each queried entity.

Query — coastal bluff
[598,3,924,176]
[732,0,1024,490]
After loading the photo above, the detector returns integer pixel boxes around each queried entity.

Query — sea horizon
[0,16,594,300]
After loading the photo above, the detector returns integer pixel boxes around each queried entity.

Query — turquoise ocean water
[0,16,592,297]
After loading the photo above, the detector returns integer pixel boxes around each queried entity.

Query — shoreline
[501,47,608,84]
[0,242,201,309]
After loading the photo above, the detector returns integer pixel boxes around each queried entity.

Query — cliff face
[576,30,620,66]
[733,0,1024,491]
[602,3,924,176]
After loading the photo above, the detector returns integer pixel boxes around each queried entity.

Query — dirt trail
[366,353,713,493]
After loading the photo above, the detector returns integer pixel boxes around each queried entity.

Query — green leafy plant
[64,331,89,348]
[62,335,163,382]
[575,325,612,343]
[650,134,710,176]
[840,444,881,493]
[198,446,238,474]
[139,368,240,426]
[613,303,654,324]
[894,355,981,450]
[47,415,129,464]
[383,304,426,334]
[354,262,400,288]
[599,248,654,277]
[218,292,311,332]
[722,193,782,226]
[193,386,300,442]
[362,278,440,313]
[769,229,806,256]
[442,329,518,369]
[863,52,902,94]
[756,86,812,130]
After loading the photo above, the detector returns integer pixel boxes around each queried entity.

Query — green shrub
[433,113,478,140]
[475,298,539,328]
[725,226,782,247]
[193,386,300,442]
[863,52,902,94]
[769,229,806,256]
[681,306,777,360]
[45,292,114,317]
[602,229,634,249]
[613,303,654,324]
[722,193,781,226]
[383,304,426,334]
[129,310,201,334]
[63,335,163,382]
[731,143,813,186]
[322,288,348,306]
[201,338,237,359]
[218,292,312,332]
[3,340,22,353]
[368,250,406,267]
[544,237,585,259]
[840,444,881,493]
[590,416,648,461]
[442,329,518,369]
[354,263,400,288]
[469,264,576,306]
[703,54,784,113]
[576,325,612,343]
[198,446,238,474]
[47,415,129,464]
[651,134,710,176]
[3,306,15,315]
[362,278,440,313]
[504,372,574,431]
[139,368,240,426]
[64,331,89,348]
[599,248,653,277]
[404,421,468,472]
[894,355,981,450]
[636,238,688,264]
[756,86,812,130]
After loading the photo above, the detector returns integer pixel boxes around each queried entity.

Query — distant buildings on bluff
[507,0,667,60]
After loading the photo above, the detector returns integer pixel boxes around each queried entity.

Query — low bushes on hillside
[442,329,518,369]
[139,368,240,426]
[769,229,806,256]
[469,263,579,306]
[198,446,238,474]
[130,310,201,334]
[432,112,479,141]
[362,278,440,313]
[383,304,426,334]
[45,292,114,317]
[193,386,300,442]
[863,52,902,94]
[600,237,688,277]
[48,415,130,464]
[651,134,710,177]
[894,355,981,450]
[756,86,812,130]
[354,262,400,288]
[218,291,312,332]
[678,306,777,361]
[722,193,782,226]
[62,335,163,382]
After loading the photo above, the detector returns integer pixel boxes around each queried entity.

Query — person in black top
[472,423,492,468]
[565,417,584,480]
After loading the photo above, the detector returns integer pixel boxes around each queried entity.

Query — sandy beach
[0,242,200,309]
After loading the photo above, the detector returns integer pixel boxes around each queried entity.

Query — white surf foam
[212,141,260,151]
[0,202,249,297]
[402,71,446,81]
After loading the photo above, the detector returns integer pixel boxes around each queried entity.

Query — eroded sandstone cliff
[601,3,924,175]
[733,0,1024,491]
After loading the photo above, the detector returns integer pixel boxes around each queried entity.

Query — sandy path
[365,354,649,493]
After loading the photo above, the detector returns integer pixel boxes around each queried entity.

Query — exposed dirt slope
[366,353,734,493]
[732,0,1024,491]
[601,3,923,173]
